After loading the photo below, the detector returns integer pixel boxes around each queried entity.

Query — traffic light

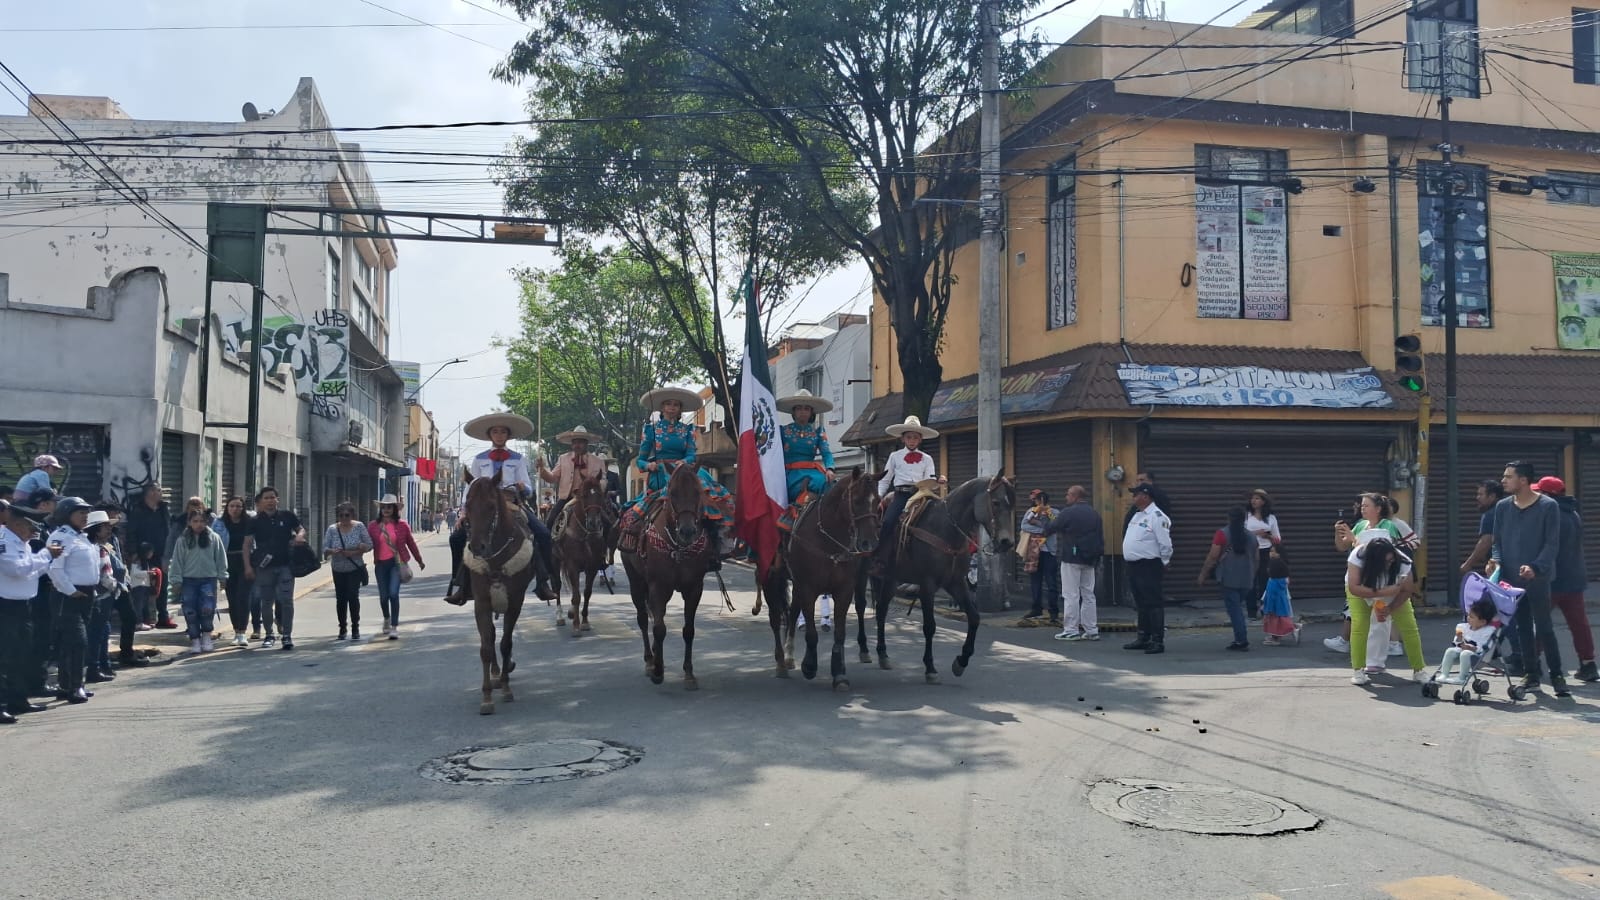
[1394,334,1425,392]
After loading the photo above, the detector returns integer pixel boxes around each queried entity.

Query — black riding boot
[445,526,469,605]
[704,522,722,571]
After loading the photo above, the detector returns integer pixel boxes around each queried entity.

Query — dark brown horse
[762,468,879,691]
[620,461,713,689]
[871,473,1017,683]
[553,471,610,635]
[455,471,535,715]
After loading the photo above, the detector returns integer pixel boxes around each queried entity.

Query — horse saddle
[777,491,816,534]
[618,497,663,553]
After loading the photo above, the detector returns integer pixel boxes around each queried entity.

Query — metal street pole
[407,357,467,404]
[1439,74,1461,607]
[977,0,1006,609]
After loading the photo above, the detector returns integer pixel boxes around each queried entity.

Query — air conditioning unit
[347,420,364,446]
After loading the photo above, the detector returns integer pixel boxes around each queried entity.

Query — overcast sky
[0,0,1251,459]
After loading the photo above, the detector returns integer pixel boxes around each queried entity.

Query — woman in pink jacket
[369,494,425,639]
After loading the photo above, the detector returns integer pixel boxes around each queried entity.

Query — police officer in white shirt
[0,501,58,721]
[45,497,98,703]
[1121,483,1173,655]
[875,416,946,560]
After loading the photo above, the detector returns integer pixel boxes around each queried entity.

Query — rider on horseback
[776,389,836,506]
[625,387,735,569]
[876,415,946,564]
[538,425,610,528]
[444,412,558,605]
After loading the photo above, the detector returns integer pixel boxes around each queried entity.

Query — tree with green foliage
[497,248,709,473]
[495,0,1040,420]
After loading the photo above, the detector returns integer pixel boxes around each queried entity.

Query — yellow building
[844,0,1600,596]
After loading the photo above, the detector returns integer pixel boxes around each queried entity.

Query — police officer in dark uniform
[0,500,57,721]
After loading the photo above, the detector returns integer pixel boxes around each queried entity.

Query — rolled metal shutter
[221,442,238,502]
[160,432,185,506]
[1142,428,1389,601]
[1424,429,1566,583]
[944,432,977,487]
[1576,434,1599,582]
[1011,422,1093,502]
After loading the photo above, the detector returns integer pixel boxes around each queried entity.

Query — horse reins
[806,479,879,565]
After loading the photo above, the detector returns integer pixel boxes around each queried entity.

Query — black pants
[0,599,33,710]
[27,588,52,690]
[224,554,251,633]
[1247,547,1271,618]
[1128,559,1166,641]
[332,569,363,629]
[1510,576,1563,681]
[114,591,137,658]
[54,590,93,696]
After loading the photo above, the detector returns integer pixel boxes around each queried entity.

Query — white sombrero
[465,412,535,441]
[639,387,704,412]
[885,415,939,439]
[555,425,596,444]
[776,389,833,415]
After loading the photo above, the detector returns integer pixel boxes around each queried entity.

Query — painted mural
[0,421,107,500]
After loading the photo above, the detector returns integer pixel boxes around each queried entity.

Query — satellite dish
[241,102,260,122]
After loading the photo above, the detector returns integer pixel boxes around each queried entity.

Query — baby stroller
[1421,572,1526,704]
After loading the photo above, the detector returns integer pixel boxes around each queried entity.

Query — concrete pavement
[4,541,1598,899]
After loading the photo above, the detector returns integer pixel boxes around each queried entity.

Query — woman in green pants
[1345,537,1426,685]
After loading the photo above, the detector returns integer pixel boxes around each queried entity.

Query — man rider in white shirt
[875,416,946,565]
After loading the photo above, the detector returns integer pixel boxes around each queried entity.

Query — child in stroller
[1435,598,1496,684]
[1422,573,1528,703]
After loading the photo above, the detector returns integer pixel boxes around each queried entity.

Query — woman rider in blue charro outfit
[776,389,835,504]
[630,387,734,568]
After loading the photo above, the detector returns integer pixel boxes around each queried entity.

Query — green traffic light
[1399,374,1425,392]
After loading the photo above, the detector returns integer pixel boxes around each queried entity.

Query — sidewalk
[125,528,454,663]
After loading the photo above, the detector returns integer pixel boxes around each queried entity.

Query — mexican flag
[734,274,786,579]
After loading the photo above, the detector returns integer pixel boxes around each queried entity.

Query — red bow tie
[489,449,510,463]
[903,451,924,464]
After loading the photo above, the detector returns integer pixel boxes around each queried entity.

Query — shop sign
[1116,364,1393,409]
[1552,252,1600,350]
[930,364,1078,423]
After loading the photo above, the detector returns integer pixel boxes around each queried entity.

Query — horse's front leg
[499,599,520,702]
[920,577,940,685]
[475,602,497,715]
[681,583,703,691]
[648,584,669,685]
[831,574,852,692]
[764,572,789,678]
[580,566,594,631]
[950,573,981,677]
[796,586,820,681]
[873,572,893,670]
[855,560,872,665]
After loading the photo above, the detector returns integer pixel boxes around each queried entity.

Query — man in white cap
[11,455,63,502]
[445,412,557,604]
[538,425,603,528]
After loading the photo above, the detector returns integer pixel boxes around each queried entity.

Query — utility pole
[1438,35,1462,608]
[977,0,1006,610]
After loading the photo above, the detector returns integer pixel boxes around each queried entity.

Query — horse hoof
[776,667,790,679]
[878,655,893,670]
[833,679,851,693]
[649,673,664,685]
[952,657,967,677]
[501,692,515,703]
[504,660,516,675]
[860,651,873,665]
[684,678,699,692]
[802,663,818,681]
[479,702,495,715]
[581,622,592,632]
[784,657,796,670]
[925,672,941,685]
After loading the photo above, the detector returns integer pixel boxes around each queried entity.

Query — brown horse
[870,473,1017,683]
[553,472,610,635]
[620,461,713,689]
[763,468,879,691]
[455,471,535,715]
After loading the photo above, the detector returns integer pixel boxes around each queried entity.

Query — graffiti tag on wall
[216,309,350,399]
[0,421,107,500]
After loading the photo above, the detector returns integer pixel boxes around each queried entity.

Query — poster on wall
[1552,252,1600,350]
[1195,184,1242,318]
[214,310,351,400]
[929,364,1079,423]
[1048,190,1077,328]
[1418,162,1491,328]
[1240,185,1289,320]
[1116,364,1394,409]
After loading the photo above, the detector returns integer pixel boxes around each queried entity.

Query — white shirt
[465,448,534,499]
[1346,544,1413,588]
[0,527,52,600]
[1454,622,1496,652]
[46,525,99,595]
[1122,503,1173,564]
[878,447,938,495]
[1245,513,1280,550]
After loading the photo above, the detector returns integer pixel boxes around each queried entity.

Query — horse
[760,468,880,691]
[453,470,536,715]
[871,473,1017,683]
[553,471,611,635]
[619,461,714,689]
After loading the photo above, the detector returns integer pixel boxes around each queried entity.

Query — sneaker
[1387,641,1403,657]
[189,639,202,654]
[156,618,179,630]
[1518,674,1541,691]
[1551,675,1572,698]
[1410,669,1428,683]
[1351,671,1371,685]
[233,632,246,647]
[1021,611,1044,620]
[1574,661,1599,683]
[381,621,391,635]
[136,623,153,632]
[388,625,398,641]
[1323,636,1350,653]
[351,628,361,641]
[1261,636,1281,646]
[1143,643,1164,655]
[250,629,262,641]
[200,635,214,652]
[1054,630,1080,641]
[281,639,294,651]
[336,630,347,641]
[1081,633,1101,641]
[261,635,276,649]
[1226,641,1249,652]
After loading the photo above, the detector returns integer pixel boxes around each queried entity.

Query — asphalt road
[4,536,1598,900]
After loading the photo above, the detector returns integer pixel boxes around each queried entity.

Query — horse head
[982,472,1018,553]
[464,471,507,558]
[845,466,880,555]
[665,461,702,547]
[576,472,607,534]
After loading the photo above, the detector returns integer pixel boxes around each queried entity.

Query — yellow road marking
[1380,875,1510,900]
[1556,866,1600,886]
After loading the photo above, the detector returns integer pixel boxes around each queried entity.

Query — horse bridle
[974,477,1014,553]
[807,477,880,564]
[471,488,522,563]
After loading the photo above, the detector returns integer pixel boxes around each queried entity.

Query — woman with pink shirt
[368,494,425,639]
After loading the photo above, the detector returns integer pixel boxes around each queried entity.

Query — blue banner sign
[1116,364,1394,409]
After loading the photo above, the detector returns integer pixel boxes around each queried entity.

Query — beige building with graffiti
[847,0,1600,598]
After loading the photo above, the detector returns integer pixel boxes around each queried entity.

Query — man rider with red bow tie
[444,413,558,605]
[875,415,946,560]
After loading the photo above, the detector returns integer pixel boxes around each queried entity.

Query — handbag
[378,524,413,584]
[128,563,150,588]
[290,542,322,579]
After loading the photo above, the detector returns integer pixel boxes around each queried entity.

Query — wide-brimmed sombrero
[885,415,939,439]
[465,412,535,441]
[776,389,833,415]
[556,425,596,444]
[639,387,703,412]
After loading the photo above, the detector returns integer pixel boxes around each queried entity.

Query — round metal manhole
[1088,779,1319,835]
[419,739,643,785]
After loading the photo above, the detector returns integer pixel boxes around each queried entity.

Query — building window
[1251,0,1354,37]
[357,254,375,292]
[1047,158,1077,329]
[1405,0,1479,98]
[1417,160,1491,328]
[1549,170,1600,205]
[798,368,822,397]
[327,247,341,311]
[1575,10,1600,85]
[1193,146,1291,320]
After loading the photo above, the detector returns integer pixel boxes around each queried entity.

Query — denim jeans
[1028,550,1061,616]
[252,565,295,638]
[179,580,217,639]
[1221,587,1249,644]
[375,558,402,625]
[88,593,114,670]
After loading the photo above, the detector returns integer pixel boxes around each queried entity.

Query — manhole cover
[419,739,643,785]
[1088,779,1319,835]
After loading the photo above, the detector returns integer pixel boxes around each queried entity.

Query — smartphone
[1336,508,1355,525]
[259,554,273,568]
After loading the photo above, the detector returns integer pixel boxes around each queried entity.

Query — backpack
[1071,526,1104,565]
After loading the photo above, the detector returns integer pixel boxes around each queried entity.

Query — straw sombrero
[556,425,596,444]
[465,412,535,441]
[639,387,704,412]
[885,415,939,439]
[775,389,833,415]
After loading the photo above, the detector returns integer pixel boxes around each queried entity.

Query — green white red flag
[733,274,786,579]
